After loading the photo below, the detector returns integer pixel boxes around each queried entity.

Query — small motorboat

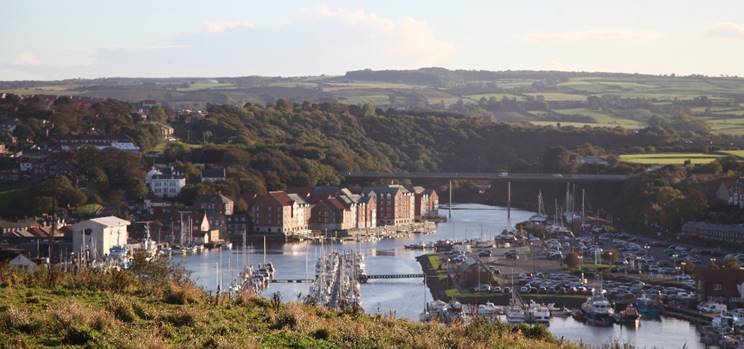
[613,304,641,326]
[548,303,571,317]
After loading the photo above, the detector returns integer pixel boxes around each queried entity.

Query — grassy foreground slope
[0,261,591,349]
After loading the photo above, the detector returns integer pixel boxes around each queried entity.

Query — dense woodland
[1,94,743,233]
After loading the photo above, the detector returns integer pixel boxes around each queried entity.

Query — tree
[148,105,168,122]
[602,248,620,265]
[540,146,573,173]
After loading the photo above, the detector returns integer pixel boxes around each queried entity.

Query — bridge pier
[448,180,452,219]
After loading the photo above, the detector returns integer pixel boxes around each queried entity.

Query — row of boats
[304,250,364,312]
[420,298,567,324]
[420,290,661,327]
[228,262,275,294]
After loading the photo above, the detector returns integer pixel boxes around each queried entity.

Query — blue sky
[2,0,744,80]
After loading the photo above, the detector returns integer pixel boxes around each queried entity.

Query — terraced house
[363,185,414,226]
[250,191,311,236]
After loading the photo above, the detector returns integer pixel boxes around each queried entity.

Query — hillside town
[2,93,744,349]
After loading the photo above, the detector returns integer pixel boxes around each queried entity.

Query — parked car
[472,284,492,292]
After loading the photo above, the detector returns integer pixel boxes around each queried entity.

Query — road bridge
[343,171,629,182]
[343,171,629,220]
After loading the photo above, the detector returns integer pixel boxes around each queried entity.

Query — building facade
[147,167,186,198]
[413,187,439,220]
[698,269,744,301]
[681,221,744,244]
[71,216,130,260]
[250,191,311,236]
[311,197,356,232]
[364,185,414,226]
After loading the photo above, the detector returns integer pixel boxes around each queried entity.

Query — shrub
[163,282,204,305]
[164,310,195,327]
[132,301,154,320]
[50,301,112,333]
[64,325,95,345]
[107,295,136,322]
[519,324,551,340]
[2,305,37,334]
[311,328,330,340]
[270,311,297,330]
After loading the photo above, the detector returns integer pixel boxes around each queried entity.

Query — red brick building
[311,197,356,232]
[413,187,439,220]
[698,269,744,301]
[363,185,414,226]
[250,191,311,236]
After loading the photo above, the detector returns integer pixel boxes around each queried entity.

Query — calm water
[173,203,702,349]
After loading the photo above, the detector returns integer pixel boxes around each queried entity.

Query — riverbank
[235,221,437,242]
[417,254,586,307]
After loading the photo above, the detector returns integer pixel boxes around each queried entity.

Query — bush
[132,301,154,320]
[270,311,297,330]
[107,296,136,322]
[311,328,329,340]
[163,282,204,305]
[64,325,95,345]
[165,310,195,327]
[519,324,551,340]
[2,305,37,334]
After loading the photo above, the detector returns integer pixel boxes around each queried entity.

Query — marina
[173,203,707,348]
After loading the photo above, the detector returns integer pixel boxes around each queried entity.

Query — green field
[176,82,235,91]
[706,117,744,135]
[465,93,525,101]
[719,150,744,158]
[619,153,726,165]
[523,92,586,102]
[337,94,390,105]
[558,78,658,93]
[75,203,103,216]
[554,107,643,128]
[530,121,631,129]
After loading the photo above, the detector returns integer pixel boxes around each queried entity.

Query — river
[173,203,703,349]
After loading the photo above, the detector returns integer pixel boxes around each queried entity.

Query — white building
[147,166,186,198]
[72,216,130,260]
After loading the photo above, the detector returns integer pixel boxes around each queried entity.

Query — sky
[2,0,744,80]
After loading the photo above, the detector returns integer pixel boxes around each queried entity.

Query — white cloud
[4,6,453,78]
[300,5,454,68]
[705,22,744,39]
[205,20,255,33]
[527,29,662,42]
[12,52,41,66]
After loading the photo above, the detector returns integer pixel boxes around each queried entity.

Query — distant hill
[4,68,744,135]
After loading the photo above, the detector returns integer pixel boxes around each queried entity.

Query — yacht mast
[581,188,586,224]
[507,181,512,228]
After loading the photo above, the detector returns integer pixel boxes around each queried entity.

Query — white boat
[527,301,551,324]
[225,242,233,250]
[580,290,614,326]
[548,303,570,317]
[506,303,526,324]
[698,301,727,315]
[478,302,501,316]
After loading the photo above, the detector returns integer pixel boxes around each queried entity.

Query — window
[713,283,723,291]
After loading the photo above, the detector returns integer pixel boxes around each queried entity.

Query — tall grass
[0,257,638,349]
